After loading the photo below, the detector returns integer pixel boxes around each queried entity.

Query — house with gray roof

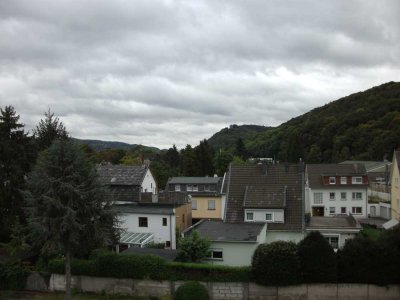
[183,220,267,266]
[97,164,157,203]
[305,164,368,218]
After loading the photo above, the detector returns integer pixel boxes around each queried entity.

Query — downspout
[223,164,232,222]
[301,163,305,233]
[170,211,174,249]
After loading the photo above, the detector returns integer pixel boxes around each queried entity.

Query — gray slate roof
[243,185,286,208]
[340,160,391,173]
[306,163,367,189]
[224,163,303,231]
[122,248,177,261]
[186,220,265,242]
[113,203,181,215]
[307,215,361,230]
[97,164,148,186]
[168,177,221,184]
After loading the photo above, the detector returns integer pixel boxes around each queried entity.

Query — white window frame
[352,176,362,184]
[265,213,273,222]
[329,207,335,214]
[175,184,181,192]
[340,192,347,201]
[341,207,347,214]
[324,235,340,250]
[246,212,254,221]
[314,192,323,204]
[187,185,193,192]
[208,199,216,210]
[340,177,347,184]
[329,192,335,201]
[352,192,362,200]
[352,207,362,214]
[206,249,223,261]
[329,177,336,184]
[191,199,197,210]
[193,184,199,192]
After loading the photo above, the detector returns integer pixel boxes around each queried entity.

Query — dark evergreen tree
[194,139,215,176]
[214,149,233,176]
[180,145,197,176]
[24,140,119,300]
[0,106,34,242]
[33,109,69,151]
[164,144,180,167]
[235,137,248,160]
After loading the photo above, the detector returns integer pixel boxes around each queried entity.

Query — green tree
[235,137,248,160]
[0,106,34,242]
[298,231,337,283]
[24,140,118,300]
[33,109,69,151]
[194,139,215,176]
[177,230,210,263]
[214,149,233,176]
[180,145,197,176]
[164,144,180,167]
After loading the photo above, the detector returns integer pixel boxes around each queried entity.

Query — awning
[119,232,154,247]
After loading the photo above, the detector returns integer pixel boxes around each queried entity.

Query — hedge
[174,281,209,300]
[48,252,250,282]
[0,262,29,290]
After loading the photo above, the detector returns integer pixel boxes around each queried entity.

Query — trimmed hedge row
[48,252,251,282]
[0,262,29,290]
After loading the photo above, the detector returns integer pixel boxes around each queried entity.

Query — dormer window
[246,212,254,221]
[352,177,362,184]
[340,177,347,184]
[175,184,181,191]
[329,177,336,184]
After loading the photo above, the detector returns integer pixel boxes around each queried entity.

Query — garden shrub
[252,241,300,286]
[0,262,29,290]
[174,281,209,300]
[298,231,337,283]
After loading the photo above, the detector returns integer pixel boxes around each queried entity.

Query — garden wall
[47,274,400,300]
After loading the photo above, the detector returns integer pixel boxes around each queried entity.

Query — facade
[115,202,191,250]
[390,150,400,220]
[166,176,225,222]
[97,164,158,204]
[305,164,368,218]
[306,215,362,250]
[183,220,267,266]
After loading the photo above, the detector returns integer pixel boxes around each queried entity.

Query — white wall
[265,231,304,244]
[244,209,284,223]
[141,169,157,194]
[306,230,358,249]
[307,188,367,218]
[120,213,175,249]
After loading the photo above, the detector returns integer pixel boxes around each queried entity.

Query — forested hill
[245,81,400,163]
[208,124,272,151]
[72,138,159,152]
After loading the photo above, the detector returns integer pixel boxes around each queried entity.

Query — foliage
[0,106,34,242]
[252,241,300,286]
[214,149,233,176]
[0,262,29,290]
[194,140,215,176]
[359,226,382,241]
[174,281,209,300]
[297,231,337,283]
[3,218,31,260]
[33,109,69,151]
[177,231,210,263]
[235,138,248,160]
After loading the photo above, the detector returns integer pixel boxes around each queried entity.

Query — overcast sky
[1,1,399,149]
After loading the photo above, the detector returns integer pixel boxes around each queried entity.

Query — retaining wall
[42,274,400,300]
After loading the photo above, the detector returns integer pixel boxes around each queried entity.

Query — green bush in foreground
[0,262,29,290]
[174,281,209,300]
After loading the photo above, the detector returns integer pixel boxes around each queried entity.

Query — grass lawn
[0,291,158,300]
[359,226,382,240]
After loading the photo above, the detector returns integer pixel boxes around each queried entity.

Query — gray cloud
[0,0,399,149]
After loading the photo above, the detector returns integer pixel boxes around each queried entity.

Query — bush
[174,281,209,300]
[252,241,300,286]
[298,231,337,283]
[0,262,29,290]
[177,230,210,263]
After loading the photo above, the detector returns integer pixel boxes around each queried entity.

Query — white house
[305,164,368,218]
[183,220,267,266]
[115,202,191,251]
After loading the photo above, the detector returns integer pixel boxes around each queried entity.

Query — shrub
[0,262,29,290]
[298,231,337,283]
[252,241,300,286]
[174,281,209,300]
[177,230,210,263]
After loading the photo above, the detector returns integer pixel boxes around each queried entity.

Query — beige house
[390,150,400,220]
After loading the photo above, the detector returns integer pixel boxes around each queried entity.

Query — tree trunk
[65,246,72,300]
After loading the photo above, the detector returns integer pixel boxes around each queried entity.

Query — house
[97,164,157,203]
[390,150,400,220]
[166,176,225,223]
[115,202,191,251]
[183,220,267,266]
[306,215,362,250]
[305,164,368,218]
[224,163,305,244]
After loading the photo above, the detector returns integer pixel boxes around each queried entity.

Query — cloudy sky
[1,1,399,149]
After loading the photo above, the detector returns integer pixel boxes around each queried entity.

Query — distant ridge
[72,138,160,152]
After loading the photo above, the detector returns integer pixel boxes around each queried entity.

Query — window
[193,185,198,192]
[340,192,347,201]
[139,217,148,227]
[329,192,335,201]
[162,217,167,226]
[208,200,216,210]
[314,192,323,204]
[341,207,347,214]
[187,185,192,192]
[352,192,362,200]
[329,177,336,184]
[206,249,223,260]
[265,213,273,222]
[204,184,210,191]
[329,207,335,214]
[210,184,217,191]
[175,184,181,192]
[246,212,254,221]
[341,177,347,184]
[191,199,197,210]
[352,207,362,214]
[325,236,339,250]
[352,177,362,184]
[165,241,171,248]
